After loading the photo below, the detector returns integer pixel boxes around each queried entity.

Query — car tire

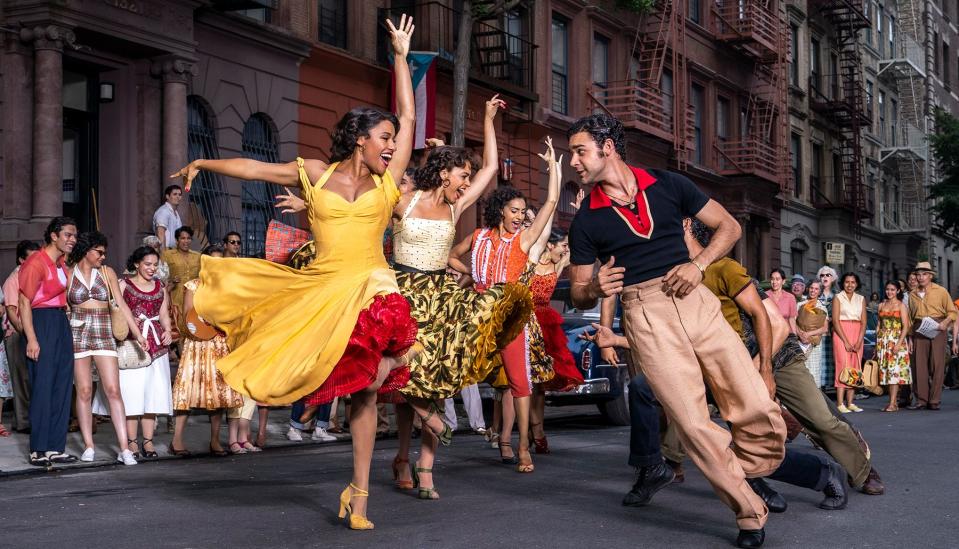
[598,367,630,426]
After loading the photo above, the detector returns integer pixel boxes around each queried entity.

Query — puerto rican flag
[392,51,437,149]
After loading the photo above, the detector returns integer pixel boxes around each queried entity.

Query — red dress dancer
[530,271,583,391]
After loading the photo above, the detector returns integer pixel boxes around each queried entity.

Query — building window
[878,90,885,140]
[241,114,295,259]
[789,24,799,86]
[689,0,702,25]
[592,34,609,88]
[811,142,823,202]
[551,15,569,114]
[188,96,236,245]
[318,0,347,49]
[690,83,705,165]
[890,98,898,146]
[876,4,884,57]
[944,42,951,86]
[830,53,840,99]
[866,80,874,121]
[889,14,895,57]
[810,38,821,93]
[791,246,805,278]
[717,96,730,168]
[662,69,674,122]
[863,2,872,46]
[235,8,272,23]
[791,133,802,198]
[934,32,941,77]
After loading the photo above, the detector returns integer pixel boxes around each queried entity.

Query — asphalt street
[2,392,958,549]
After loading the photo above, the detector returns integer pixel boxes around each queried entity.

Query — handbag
[862,359,883,395]
[184,307,220,341]
[265,220,310,264]
[105,272,129,341]
[117,339,151,370]
[838,367,863,388]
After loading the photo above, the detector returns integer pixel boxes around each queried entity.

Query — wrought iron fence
[187,96,238,248]
[241,114,296,259]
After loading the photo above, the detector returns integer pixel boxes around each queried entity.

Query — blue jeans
[290,399,332,430]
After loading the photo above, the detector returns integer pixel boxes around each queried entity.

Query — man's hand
[662,262,704,299]
[590,257,625,299]
[26,338,39,361]
[760,363,776,400]
[600,347,620,366]
[797,329,810,345]
[939,320,951,332]
[586,323,626,350]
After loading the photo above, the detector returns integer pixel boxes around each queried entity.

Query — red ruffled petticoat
[305,293,417,406]
[535,306,584,392]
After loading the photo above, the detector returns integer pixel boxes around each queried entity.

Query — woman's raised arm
[455,95,506,215]
[385,15,416,185]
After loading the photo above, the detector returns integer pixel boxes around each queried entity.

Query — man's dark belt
[393,263,447,276]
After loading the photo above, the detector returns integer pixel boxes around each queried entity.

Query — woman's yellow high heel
[338,483,374,530]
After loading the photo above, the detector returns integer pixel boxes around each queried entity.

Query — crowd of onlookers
[764,263,958,414]
[2,182,957,469]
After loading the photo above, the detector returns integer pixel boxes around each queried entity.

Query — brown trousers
[912,329,947,406]
[620,279,786,530]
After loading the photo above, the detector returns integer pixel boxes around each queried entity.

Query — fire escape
[712,0,789,190]
[877,0,928,233]
[808,0,872,236]
[588,0,691,170]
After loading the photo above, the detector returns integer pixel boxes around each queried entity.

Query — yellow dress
[194,159,405,405]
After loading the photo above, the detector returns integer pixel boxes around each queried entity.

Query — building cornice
[195,9,310,60]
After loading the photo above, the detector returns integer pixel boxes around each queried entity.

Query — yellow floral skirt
[172,335,244,411]
[396,271,532,400]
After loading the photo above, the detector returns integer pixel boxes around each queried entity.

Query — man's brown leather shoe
[665,458,685,483]
[928,403,941,410]
[859,468,885,495]
[906,402,926,410]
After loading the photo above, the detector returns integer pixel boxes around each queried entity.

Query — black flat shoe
[819,462,848,510]
[736,528,765,548]
[47,452,78,464]
[746,477,787,513]
[622,461,674,507]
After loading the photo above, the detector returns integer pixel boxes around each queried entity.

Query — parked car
[543,280,632,426]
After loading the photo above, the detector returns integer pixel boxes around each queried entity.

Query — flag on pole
[392,51,437,149]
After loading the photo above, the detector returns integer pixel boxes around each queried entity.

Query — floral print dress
[876,308,911,385]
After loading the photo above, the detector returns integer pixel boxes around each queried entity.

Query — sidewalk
[0,407,352,476]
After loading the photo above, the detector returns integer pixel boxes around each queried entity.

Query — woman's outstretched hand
[170,160,202,192]
[276,188,307,214]
[387,14,415,58]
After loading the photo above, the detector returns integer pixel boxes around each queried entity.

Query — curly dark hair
[126,246,160,273]
[67,231,108,267]
[44,216,77,245]
[16,240,40,264]
[689,218,713,248]
[414,146,472,191]
[202,243,225,256]
[547,228,568,244]
[481,185,526,229]
[329,107,400,163]
[567,114,626,157]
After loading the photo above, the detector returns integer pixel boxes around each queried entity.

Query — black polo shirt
[568,165,710,286]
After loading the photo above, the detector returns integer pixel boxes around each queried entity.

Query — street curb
[0,434,355,480]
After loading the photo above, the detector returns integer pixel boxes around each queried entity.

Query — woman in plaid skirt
[68,231,146,465]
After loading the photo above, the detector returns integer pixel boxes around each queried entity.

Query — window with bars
[789,24,799,86]
[551,15,569,114]
[187,96,237,247]
[241,114,296,259]
[318,0,347,49]
[791,134,802,199]
[690,83,705,165]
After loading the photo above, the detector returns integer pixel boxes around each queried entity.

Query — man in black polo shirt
[567,114,785,548]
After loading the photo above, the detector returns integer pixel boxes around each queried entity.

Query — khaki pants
[913,329,947,407]
[4,333,31,431]
[620,279,785,530]
[774,354,871,486]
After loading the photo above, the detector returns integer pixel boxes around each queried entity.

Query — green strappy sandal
[420,402,452,447]
[411,461,440,500]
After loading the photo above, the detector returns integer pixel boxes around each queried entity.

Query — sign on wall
[825,242,845,265]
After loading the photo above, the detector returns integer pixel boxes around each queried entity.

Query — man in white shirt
[153,185,183,250]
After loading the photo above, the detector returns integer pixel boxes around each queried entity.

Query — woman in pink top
[768,268,797,334]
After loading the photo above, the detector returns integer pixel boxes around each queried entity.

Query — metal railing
[879,201,928,232]
[589,79,694,145]
[880,122,928,161]
[377,2,536,95]
[715,137,780,184]
[712,0,780,57]
[880,34,925,75]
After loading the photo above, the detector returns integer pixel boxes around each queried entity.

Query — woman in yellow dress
[170,15,419,531]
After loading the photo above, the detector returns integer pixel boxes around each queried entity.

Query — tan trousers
[620,279,786,530]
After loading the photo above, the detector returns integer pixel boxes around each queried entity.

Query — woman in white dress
[93,246,173,459]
